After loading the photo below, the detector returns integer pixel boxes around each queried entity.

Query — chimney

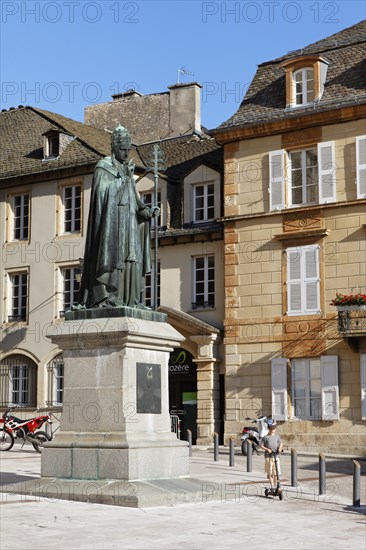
[168,82,202,137]
[112,89,143,101]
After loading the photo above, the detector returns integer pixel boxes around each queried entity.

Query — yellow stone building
[211,21,366,453]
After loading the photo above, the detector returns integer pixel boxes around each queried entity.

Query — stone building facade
[0,84,225,445]
[211,21,366,454]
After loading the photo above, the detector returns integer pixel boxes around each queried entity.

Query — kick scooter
[264,451,283,500]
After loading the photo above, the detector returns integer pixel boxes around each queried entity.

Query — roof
[214,20,366,132]
[136,134,223,229]
[137,134,223,180]
[0,106,141,181]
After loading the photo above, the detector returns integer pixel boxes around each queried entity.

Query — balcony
[337,306,366,336]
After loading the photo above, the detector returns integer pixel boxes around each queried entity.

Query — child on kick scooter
[260,419,283,490]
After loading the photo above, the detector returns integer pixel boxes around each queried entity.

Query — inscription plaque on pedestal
[136,363,161,413]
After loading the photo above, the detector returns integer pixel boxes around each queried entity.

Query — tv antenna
[177,67,194,84]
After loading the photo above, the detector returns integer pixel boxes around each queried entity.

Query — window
[61,267,81,313]
[44,132,59,159]
[47,355,64,406]
[356,136,366,199]
[142,191,161,228]
[271,355,339,421]
[0,355,37,408]
[269,141,336,210]
[63,185,81,233]
[13,193,29,240]
[144,261,160,308]
[192,255,215,309]
[290,149,318,206]
[293,68,315,106]
[292,358,321,419]
[287,245,320,316]
[9,272,28,322]
[48,135,59,157]
[193,183,215,222]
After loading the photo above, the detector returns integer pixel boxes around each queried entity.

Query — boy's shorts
[265,456,281,477]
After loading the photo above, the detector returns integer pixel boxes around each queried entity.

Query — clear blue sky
[1,1,365,130]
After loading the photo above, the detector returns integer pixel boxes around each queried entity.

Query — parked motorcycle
[0,408,52,453]
[240,415,269,455]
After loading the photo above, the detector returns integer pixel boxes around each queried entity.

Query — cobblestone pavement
[0,443,365,550]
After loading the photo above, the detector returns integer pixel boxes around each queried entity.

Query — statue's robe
[79,157,152,308]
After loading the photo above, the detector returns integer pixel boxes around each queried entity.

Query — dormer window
[281,55,329,109]
[48,134,59,157]
[294,68,315,106]
[43,130,73,160]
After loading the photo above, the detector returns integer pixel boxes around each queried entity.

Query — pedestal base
[42,434,189,481]
[44,316,188,481]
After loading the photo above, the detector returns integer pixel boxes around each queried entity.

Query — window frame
[289,148,318,207]
[62,184,81,234]
[143,260,161,308]
[58,265,81,317]
[292,67,315,107]
[141,190,162,229]
[192,254,215,310]
[0,355,37,408]
[7,191,31,243]
[8,271,29,323]
[291,357,322,420]
[268,141,336,211]
[356,135,366,199]
[47,355,64,407]
[286,244,320,316]
[192,182,215,223]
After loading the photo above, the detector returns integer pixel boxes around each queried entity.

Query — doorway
[168,348,197,443]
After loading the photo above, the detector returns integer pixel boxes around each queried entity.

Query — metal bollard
[291,448,297,487]
[247,440,252,472]
[214,432,219,462]
[353,460,361,507]
[319,452,326,495]
[229,438,235,467]
[187,429,192,457]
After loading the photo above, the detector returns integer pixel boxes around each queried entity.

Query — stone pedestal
[42,315,189,481]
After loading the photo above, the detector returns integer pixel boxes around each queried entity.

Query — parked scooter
[0,408,52,453]
[240,415,269,455]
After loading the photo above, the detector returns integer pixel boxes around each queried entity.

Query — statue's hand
[128,159,135,174]
[151,206,160,218]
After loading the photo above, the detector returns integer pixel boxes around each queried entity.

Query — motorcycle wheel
[0,429,15,451]
[241,440,249,456]
[32,431,51,453]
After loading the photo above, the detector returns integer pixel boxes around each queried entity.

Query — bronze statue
[78,125,159,309]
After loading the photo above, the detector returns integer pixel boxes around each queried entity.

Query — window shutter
[318,141,336,204]
[356,136,366,199]
[271,357,288,421]
[320,356,339,421]
[304,246,320,312]
[269,150,285,210]
[361,354,366,421]
[287,248,301,314]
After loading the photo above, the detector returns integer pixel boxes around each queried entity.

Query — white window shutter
[269,150,285,210]
[361,354,366,421]
[304,246,320,312]
[321,356,339,421]
[356,136,366,199]
[271,357,288,421]
[287,248,301,314]
[318,141,336,204]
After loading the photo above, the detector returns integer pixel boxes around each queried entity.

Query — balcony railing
[337,306,366,335]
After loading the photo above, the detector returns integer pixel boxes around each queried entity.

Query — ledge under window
[274,228,329,241]
[191,301,215,310]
